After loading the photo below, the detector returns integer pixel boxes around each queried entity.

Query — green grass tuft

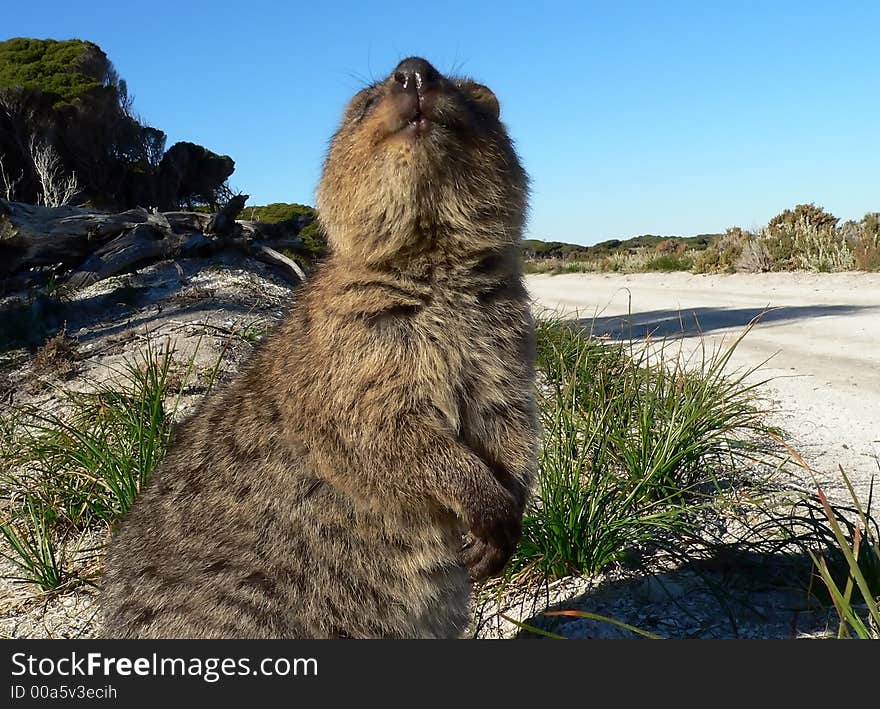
[808,468,880,638]
[0,340,189,591]
[511,316,778,580]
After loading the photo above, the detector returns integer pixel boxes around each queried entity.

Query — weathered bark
[205,193,248,236]
[0,198,311,292]
[250,244,307,282]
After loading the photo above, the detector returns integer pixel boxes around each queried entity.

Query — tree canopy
[0,38,234,210]
[0,38,110,103]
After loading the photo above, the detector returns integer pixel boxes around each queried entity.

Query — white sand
[527,271,880,501]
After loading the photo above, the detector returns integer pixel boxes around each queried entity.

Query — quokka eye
[358,94,380,120]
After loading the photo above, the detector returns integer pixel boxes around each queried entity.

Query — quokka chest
[410,297,527,430]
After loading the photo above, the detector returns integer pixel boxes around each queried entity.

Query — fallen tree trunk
[0,198,314,292]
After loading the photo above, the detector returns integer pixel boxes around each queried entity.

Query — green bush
[643,253,694,272]
[297,221,327,258]
[0,38,108,104]
[240,202,315,224]
[849,213,880,271]
[697,204,866,274]
[239,203,326,258]
[694,227,750,274]
[768,203,839,232]
[791,223,854,272]
[760,204,840,271]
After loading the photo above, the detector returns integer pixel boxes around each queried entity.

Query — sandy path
[526,271,880,500]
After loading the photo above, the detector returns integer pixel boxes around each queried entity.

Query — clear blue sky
[8,1,880,244]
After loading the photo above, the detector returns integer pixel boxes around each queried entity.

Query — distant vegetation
[239,202,314,224]
[0,38,234,210]
[239,202,326,258]
[526,204,880,274]
[694,204,880,274]
[522,233,716,262]
[523,233,718,274]
[0,38,106,101]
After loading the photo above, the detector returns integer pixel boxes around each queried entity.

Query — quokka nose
[392,57,441,94]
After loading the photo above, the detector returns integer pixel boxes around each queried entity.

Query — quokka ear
[459,81,501,120]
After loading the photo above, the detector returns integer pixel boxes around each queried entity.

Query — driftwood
[206,193,248,236]
[0,198,312,292]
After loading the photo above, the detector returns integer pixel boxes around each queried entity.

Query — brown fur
[100,57,537,638]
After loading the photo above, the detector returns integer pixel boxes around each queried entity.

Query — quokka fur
[101,57,537,638]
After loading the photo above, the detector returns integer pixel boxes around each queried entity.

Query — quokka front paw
[460,484,523,582]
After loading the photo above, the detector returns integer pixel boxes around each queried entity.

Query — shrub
[750,215,854,272]
[654,239,683,255]
[789,221,854,272]
[759,204,844,271]
[768,203,839,232]
[736,238,773,273]
[240,202,315,224]
[694,227,750,273]
[848,213,880,271]
[522,258,603,275]
[237,203,326,259]
[0,38,107,103]
[643,252,693,271]
[296,221,327,259]
[759,225,797,269]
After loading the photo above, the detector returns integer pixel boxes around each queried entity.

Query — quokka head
[317,57,529,265]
